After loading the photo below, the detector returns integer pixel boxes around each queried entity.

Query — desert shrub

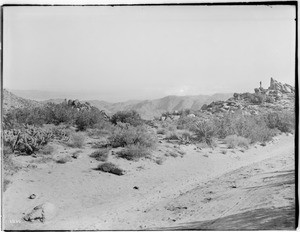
[265,111,295,133]
[191,120,217,146]
[110,110,143,127]
[225,135,250,149]
[116,144,151,161]
[56,157,70,164]
[180,130,192,141]
[176,116,199,130]
[68,132,85,148]
[91,138,111,149]
[97,162,124,175]
[108,124,157,148]
[248,126,278,143]
[75,107,106,131]
[3,145,13,156]
[165,131,181,140]
[87,121,115,138]
[90,149,109,162]
[50,102,77,125]
[49,125,71,141]
[39,144,54,155]
[250,93,266,104]
[266,96,275,103]
[157,128,166,135]
[214,112,278,143]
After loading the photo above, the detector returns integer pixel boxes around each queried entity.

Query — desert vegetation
[2,78,296,230]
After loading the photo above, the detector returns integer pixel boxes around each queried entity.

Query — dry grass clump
[97,162,124,175]
[68,132,85,148]
[116,145,151,161]
[165,132,181,140]
[90,149,109,162]
[180,130,192,141]
[40,144,54,155]
[157,128,166,135]
[225,135,250,149]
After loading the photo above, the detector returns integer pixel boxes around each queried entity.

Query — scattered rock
[133,186,139,190]
[28,194,36,199]
[260,142,267,147]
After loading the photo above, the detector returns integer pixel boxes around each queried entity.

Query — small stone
[29,194,36,199]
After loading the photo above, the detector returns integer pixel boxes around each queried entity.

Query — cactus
[4,125,54,155]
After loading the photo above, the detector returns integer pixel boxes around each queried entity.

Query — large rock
[23,202,56,223]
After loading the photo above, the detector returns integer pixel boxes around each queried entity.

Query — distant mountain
[43,93,233,119]
[4,89,233,119]
[3,89,42,112]
[8,89,80,101]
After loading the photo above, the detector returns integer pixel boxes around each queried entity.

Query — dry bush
[91,138,110,149]
[157,128,166,135]
[116,144,151,161]
[265,111,295,133]
[109,124,157,148]
[56,156,71,164]
[90,149,109,162]
[68,132,85,148]
[225,135,250,149]
[214,112,279,143]
[181,130,192,141]
[165,131,181,140]
[97,162,124,175]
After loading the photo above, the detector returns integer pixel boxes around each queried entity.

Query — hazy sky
[3,5,296,102]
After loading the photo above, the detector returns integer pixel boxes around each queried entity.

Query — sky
[3,5,296,102]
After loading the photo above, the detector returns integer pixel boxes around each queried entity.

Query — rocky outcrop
[269,78,294,93]
[66,99,92,111]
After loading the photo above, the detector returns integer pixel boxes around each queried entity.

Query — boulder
[23,202,56,223]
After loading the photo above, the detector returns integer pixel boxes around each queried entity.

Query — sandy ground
[3,133,295,230]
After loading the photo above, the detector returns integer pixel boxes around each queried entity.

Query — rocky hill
[3,89,42,113]
[203,78,294,113]
[158,78,294,121]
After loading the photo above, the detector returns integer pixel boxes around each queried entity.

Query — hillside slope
[3,89,42,113]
